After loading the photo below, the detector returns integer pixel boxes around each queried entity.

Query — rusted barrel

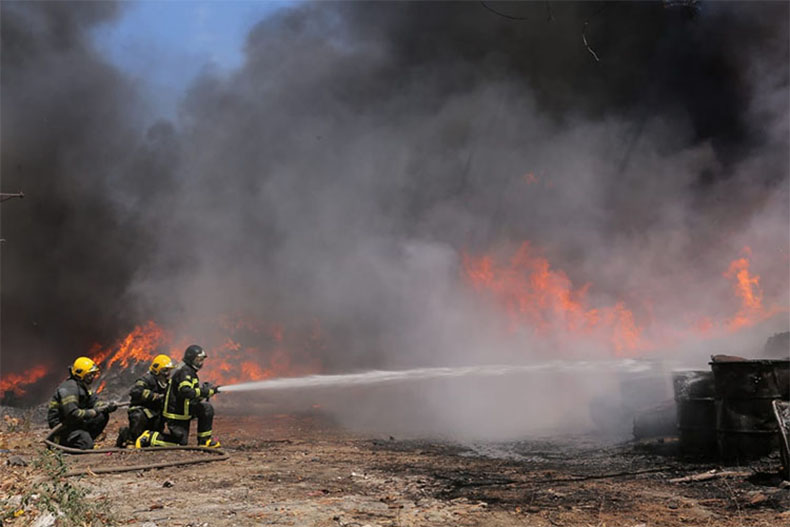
[672,370,716,458]
[710,359,790,462]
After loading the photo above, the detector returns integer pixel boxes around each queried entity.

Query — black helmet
[183,344,207,370]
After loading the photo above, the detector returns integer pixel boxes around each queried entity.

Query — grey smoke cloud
[2,2,787,421]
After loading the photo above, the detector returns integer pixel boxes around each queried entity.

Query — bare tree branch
[582,4,609,63]
[479,1,528,21]
[582,21,600,62]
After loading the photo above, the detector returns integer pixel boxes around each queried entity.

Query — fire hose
[43,402,229,477]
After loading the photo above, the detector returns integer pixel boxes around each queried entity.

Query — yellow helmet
[71,357,99,381]
[150,354,174,375]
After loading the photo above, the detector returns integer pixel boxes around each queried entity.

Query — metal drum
[672,370,716,458]
[710,359,790,462]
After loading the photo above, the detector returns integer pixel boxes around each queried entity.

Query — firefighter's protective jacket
[128,371,167,419]
[163,363,215,421]
[47,377,97,429]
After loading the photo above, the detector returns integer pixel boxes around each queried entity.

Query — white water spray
[218,359,661,393]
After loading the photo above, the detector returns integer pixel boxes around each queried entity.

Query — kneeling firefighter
[116,354,174,448]
[137,344,221,448]
[47,357,118,449]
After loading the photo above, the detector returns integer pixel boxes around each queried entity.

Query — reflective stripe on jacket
[163,364,201,420]
[46,377,97,429]
[128,371,167,417]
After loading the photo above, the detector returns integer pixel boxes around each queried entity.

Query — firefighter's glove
[151,393,164,402]
[83,409,99,419]
[200,382,218,399]
[96,402,118,414]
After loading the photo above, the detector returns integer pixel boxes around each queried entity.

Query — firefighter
[47,357,118,449]
[137,344,220,448]
[115,354,174,448]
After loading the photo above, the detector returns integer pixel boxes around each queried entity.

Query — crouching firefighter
[137,345,221,448]
[116,354,174,448]
[47,357,118,449]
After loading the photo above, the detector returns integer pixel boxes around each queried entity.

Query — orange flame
[463,242,646,355]
[4,243,785,400]
[92,321,169,370]
[465,242,786,354]
[723,249,779,331]
[84,316,323,388]
[0,364,50,396]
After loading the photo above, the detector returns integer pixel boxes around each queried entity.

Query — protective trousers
[60,412,109,450]
[165,400,214,446]
[121,407,164,444]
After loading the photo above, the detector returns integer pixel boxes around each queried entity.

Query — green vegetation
[1,449,117,526]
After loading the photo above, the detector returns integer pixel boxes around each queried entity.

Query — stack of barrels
[673,357,790,463]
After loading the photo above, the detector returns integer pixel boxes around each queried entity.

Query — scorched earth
[1,407,788,527]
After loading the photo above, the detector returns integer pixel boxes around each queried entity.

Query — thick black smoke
[2,2,788,410]
[1,2,147,376]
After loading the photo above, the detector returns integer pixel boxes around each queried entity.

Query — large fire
[463,242,646,356]
[91,321,168,370]
[462,242,786,356]
[0,364,50,397]
[0,244,785,400]
[0,315,325,402]
[87,316,325,387]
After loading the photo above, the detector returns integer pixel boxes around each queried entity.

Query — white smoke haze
[2,2,788,437]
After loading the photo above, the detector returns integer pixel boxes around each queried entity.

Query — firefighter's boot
[197,427,219,448]
[116,426,130,448]
[135,430,152,448]
[201,437,221,448]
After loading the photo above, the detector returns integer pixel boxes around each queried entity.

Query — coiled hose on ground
[43,403,229,477]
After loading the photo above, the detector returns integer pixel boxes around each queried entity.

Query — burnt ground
[2,408,789,527]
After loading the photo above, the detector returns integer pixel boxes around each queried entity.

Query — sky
[91,0,292,117]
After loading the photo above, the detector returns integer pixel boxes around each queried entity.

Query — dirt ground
[2,408,789,527]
